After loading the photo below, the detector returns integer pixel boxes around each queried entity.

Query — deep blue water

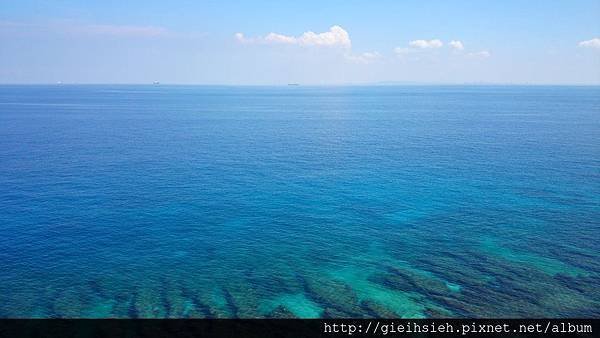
[0,85,599,318]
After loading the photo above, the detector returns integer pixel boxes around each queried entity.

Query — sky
[1,0,599,85]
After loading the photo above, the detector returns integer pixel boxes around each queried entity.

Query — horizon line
[1,82,599,87]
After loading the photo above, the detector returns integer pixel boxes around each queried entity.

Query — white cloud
[449,40,464,51]
[235,25,351,48]
[344,51,381,64]
[578,38,600,49]
[234,32,249,43]
[467,50,491,58]
[409,39,443,49]
[396,39,490,61]
[265,32,297,44]
[298,25,351,47]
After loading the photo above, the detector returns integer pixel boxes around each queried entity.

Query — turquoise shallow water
[0,85,599,318]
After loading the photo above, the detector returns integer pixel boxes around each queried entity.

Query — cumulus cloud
[234,32,249,43]
[235,25,351,48]
[265,32,297,44]
[409,39,443,49]
[299,26,351,47]
[578,38,600,49]
[449,40,464,51]
[395,39,490,61]
[236,25,386,67]
[344,51,381,64]
[394,39,443,58]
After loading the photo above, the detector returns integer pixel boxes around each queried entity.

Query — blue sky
[1,0,599,84]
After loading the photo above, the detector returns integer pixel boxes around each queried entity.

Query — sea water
[0,85,598,318]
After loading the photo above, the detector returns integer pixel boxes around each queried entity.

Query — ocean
[0,85,598,318]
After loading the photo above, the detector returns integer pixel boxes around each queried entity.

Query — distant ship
[153,81,160,85]
[287,83,299,86]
